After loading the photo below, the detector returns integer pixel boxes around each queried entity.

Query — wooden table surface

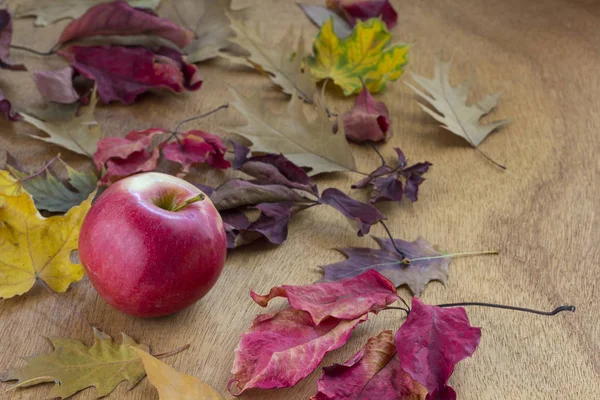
[0,0,598,399]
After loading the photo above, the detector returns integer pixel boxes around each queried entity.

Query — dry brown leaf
[224,87,356,176]
[406,56,510,147]
[13,0,161,26]
[20,89,102,157]
[224,17,316,103]
[133,349,223,400]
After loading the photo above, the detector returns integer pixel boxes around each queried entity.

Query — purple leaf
[370,174,403,203]
[319,236,450,295]
[0,10,25,71]
[395,298,481,400]
[231,140,251,169]
[0,88,20,121]
[33,67,79,104]
[318,188,385,236]
[210,179,310,211]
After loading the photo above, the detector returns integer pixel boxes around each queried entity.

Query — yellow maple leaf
[0,176,94,299]
[306,18,409,95]
[0,170,22,196]
[133,348,223,400]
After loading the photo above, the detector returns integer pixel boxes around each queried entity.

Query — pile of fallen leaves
[0,1,570,399]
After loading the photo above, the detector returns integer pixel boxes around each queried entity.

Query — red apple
[79,172,227,318]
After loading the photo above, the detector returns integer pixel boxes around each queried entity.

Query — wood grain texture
[0,0,598,399]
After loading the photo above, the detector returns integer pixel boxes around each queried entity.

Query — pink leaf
[94,128,167,184]
[395,298,481,400]
[228,308,367,395]
[311,330,427,400]
[59,45,202,104]
[57,0,193,48]
[0,88,20,121]
[251,270,398,324]
[162,130,230,175]
[328,0,398,29]
[33,67,79,104]
[0,10,25,71]
[343,86,393,143]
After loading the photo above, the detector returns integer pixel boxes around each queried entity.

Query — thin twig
[436,302,576,316]
[19,155,60,182]
[474,147,506,170]
[378,220,405,258]
[153,343,191,359]
[369,143,387,167]
[10,44,57,56]
[162,104,230,147]
[384,306,410,316]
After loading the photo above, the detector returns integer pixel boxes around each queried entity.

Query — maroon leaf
[352,147,431,204]
[33,67,79,104]
[328,0,398,29]
[251,270,398,324]
[320,236,450,296]
[395,298,481,400]
[93,128,167,184]
[210,179,310,211]
[228,308,368,395]
[59,45,202,104]
[311,330,427,400]
[0,10,25,71]
[57,0,194,48]
[162,130,230,176]
[0,88,20,121]
[318,188,385,236]
[342,85,392,143]
[231,140,251,169]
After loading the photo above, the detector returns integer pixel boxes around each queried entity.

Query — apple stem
[173,193,205,212]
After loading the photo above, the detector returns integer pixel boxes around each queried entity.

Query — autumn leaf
[133,349,223,400]
[232,141,318,195]
[352,147,431,203]
[225,87,356,175]
[93,128,166,184]
[306,18,408,95]
[15,0,161,27]
[311,330,427,400]
[229,308,367,395]
[183,0,246,63]
[327,0,398,29]
[20,88,102,157]
[59,45,202,104]
[251,270,398,324]
[318,188,385,236]
[0,328,149,399]
[395,298,481,400]
[0,88,20,121]
[0,10,26,71]
[0,170,21,195]
[224,17,316,103]
[8,156,98,213]
[162,130,230,176]
[33,67,79,104]
[210,179,310,211]
[342,84,392,143]
[319,236,451,295]
[298,4,352,38]
[0,182,94,298]
[57,1,192,47]
[406,55,510,147]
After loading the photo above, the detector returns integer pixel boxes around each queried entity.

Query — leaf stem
[369,143,387,167]
[163,104,230,148]
[378,220,406,258]
[10,44,57,56]
[18,155,60,182]
[436,302,576,316]
[385,306,410,316]
[152,343,191,359]
[406,250,499,264]
[474,146,506,170]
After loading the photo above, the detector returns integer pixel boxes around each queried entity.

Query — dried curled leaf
[311,330,427,400]
[0,181,94,298]
[133,349,223,400]
[33,67,79,104]
[320,236,450,295]
[162,130,230,176]
[0,328,149,399]
[20,89,102,157]
[327,0,398,29]
[0,10,26,70]
[342,85,392,143]
[395,298,481,400]
[0,88,20,121]
[15,0,161,27]
[8,156,98,213]
[406,55,509,147]
[225,17,315,102]
[306,18,408,95]
[251,270,398,324]
[225,87,356,176]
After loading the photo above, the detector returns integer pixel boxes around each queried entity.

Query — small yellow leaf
[0,177,94,299]
[133,348,223,400]
[306,18,409,95]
